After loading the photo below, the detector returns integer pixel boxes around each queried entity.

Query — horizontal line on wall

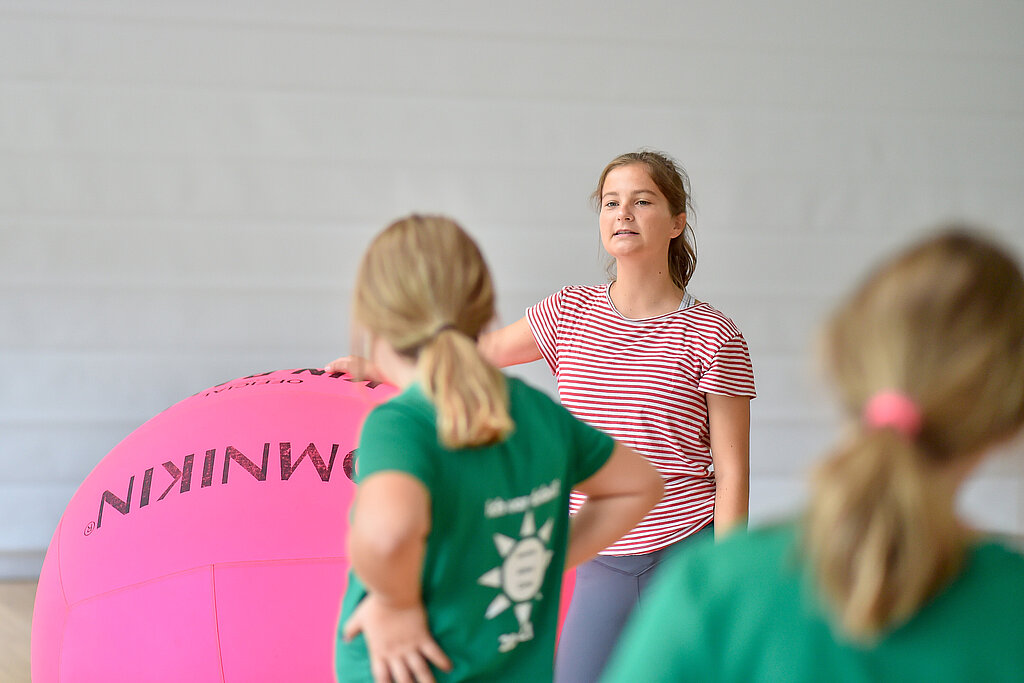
[0,279,842,304]
[0,280,353,295]
[0,146,600,171]
[2,74,1021,119]
[0,482,86,496]
[6,213,1014,247]
[3,82,1022,146]
[0,283,877,309]
[4,146,1023,181]
[0,210,597,230]
[0,220,596,243]
[3,5,1023,61]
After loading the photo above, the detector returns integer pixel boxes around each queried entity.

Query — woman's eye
[604,201,619,208]
[636,200,651,206]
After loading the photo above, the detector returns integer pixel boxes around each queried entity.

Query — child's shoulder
[966,537,1024,585]
[680,522,799,579]
[365,384,434,427]
[505,375,557,408]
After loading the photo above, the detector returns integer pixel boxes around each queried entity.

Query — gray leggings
[554,525,712,683]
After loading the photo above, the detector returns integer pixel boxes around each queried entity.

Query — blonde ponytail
[807,431,963,639]
[806,228,1024,641]
[353,215,514,449]
[418,329,513,448]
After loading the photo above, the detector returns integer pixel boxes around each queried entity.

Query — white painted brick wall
[2,0,1022,577]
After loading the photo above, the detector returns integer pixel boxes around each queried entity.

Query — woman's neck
[609,260,685,319]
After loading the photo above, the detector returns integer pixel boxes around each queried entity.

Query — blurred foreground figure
[603,228,1024,683]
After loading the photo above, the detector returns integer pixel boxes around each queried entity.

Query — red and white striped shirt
[527,284,756,555]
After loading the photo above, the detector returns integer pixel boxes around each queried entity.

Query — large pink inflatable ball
[31,368,395,683]
[557,568,575,643]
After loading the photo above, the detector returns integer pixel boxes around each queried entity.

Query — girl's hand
[342,595,452,683]
[324,356,384,383]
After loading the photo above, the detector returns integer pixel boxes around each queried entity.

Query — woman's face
[598,163,684,262]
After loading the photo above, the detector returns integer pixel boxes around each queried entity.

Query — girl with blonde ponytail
[350,214,512,449]
[604,228,1024,682]
[805,228,1024,641]
[335,215,663,683]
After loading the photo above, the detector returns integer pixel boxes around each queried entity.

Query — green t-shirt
[335,377,615,682]
[603,522,1024,682]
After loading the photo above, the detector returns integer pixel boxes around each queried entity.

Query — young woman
[479,151,755,682]
[330,151,756,682]
[602,229,1024,682]
[334,215,663,683]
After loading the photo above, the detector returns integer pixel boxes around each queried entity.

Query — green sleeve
[601,543,716,682]
[355,400,436,488]
[554,399,615,487]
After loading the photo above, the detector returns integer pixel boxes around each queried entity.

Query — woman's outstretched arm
[325,316,543,380]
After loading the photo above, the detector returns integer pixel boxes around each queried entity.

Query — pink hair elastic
[863,390,922,438]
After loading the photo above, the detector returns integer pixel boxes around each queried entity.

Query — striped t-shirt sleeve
[698,333,756,398]
[526,289,564,375]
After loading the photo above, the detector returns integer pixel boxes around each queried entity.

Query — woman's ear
[671,213,686,238]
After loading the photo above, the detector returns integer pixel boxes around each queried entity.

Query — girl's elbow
[351,525,419,563]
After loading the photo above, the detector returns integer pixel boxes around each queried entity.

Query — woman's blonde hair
[352,215,513,449]
[807,228,1024,640]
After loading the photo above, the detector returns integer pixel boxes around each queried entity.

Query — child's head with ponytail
[807,228,1024,640]
[352,215,513,449]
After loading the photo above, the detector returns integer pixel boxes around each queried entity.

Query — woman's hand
[343,594,452,683]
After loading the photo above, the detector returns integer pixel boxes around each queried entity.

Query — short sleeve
[355,401,436,488]
[526,289,564,375]
[552,395,615,487]
[698,333,757,398]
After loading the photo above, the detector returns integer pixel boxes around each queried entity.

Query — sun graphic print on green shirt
[477,509,555,653]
